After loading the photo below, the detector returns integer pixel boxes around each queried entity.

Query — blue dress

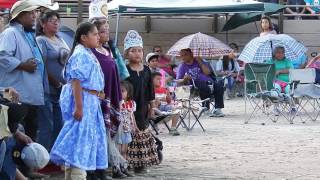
[50,44,108,170]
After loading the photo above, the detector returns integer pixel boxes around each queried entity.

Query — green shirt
[267,58,293,82]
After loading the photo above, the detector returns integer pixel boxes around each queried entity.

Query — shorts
[159,104,173,112]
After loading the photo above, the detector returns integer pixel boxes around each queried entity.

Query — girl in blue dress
[50,22,108,180]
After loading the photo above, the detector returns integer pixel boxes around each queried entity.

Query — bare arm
[305,3,315,14]
[71,79,83,121]
[196,58,211,75]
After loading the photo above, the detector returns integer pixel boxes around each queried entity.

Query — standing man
[0,0,47,142]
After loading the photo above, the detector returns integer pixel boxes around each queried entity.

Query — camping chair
[289,68,320,122]
[149,108,181,135]
[149,114,171,135]
[175,79,209,132]
[245,63,298,124]
[244,63,284,124]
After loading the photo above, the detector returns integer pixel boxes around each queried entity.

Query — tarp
[222,3,285,31]
[108,0,265,15]
[0,0,17,9]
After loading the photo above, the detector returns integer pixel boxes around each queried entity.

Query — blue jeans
[0,138,17,180]
[37,88,63,151]
[226,76,235,91]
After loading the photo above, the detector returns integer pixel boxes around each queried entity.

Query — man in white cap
[0,1,49,178]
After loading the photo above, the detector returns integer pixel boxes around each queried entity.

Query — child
[118,81,137,159]
[124,30,159,172]
[267,46,296,114]
[50,22,108,180]
[152,72,180,136]
[146,52,173,86]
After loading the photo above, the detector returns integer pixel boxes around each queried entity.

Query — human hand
[98,92,106,100]
[73,106,83,121]
[4,88,19,103]
[19,58,37,73]
[183,74,192,81]
[15,131,33,145]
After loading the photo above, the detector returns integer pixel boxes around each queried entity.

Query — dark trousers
[194,80,224,109]
[22,105,39,141]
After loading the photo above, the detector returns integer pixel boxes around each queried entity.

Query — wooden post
[213,14,219,33]
[145,15,151,33]
[77,0,83,24]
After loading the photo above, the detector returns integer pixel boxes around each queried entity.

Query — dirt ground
[48,98,320,180]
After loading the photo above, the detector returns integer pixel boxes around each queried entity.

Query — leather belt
[83,88,105,98]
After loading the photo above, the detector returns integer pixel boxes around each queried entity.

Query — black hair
[91,18,107,31]
[152,45,161,52]
[147,55,159,63]
[260,16,273,31]
[69,22,96,56]
[222,55,235,71]
[151,71,162,80]
[120,81,134,101]
[181,48,193,54]
[229,43,239,51]
[36,10,60,36]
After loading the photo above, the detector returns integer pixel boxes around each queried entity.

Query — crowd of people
[1,0,320,180]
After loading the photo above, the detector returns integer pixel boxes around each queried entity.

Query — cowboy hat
[10,0,40,21]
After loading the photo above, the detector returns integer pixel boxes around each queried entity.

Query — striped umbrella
[239,34,307,63]
[167,32,232,58]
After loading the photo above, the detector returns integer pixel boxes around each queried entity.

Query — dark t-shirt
[126,65,155,130]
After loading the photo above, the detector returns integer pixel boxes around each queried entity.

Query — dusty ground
[48,98,320,180]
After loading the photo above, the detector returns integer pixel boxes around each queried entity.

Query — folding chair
[175,80,209,132]
[244,63,284,124]
[290,68,320,122]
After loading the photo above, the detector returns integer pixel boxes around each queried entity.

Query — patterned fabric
[239,34,307,63]
[120,100,136,133]
[115,100,136,144]
[89,0,108,20]
[167,32,232,58]
[50,44,108,170]
[124,30,143,51]
[127,129,159,168]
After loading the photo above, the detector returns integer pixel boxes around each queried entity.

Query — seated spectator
[216,53,240,100]
[176,48,225,117]
[152,72,180,136]
[304,0,320,17]
[153,45,176,77]
[267,46,296,113]
[146,52,174,86]
[260,16,277,37]
[229,43,245,97]
[0,88,33,180]
[286,0,306,20]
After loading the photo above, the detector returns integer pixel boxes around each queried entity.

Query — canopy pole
[225,13,229,44]
[115,13,121,46]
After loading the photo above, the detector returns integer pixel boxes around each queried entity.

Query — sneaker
[209,109,225,117]
[290,107,297,115]
[273,107,280,116]
[169,129,180,136]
